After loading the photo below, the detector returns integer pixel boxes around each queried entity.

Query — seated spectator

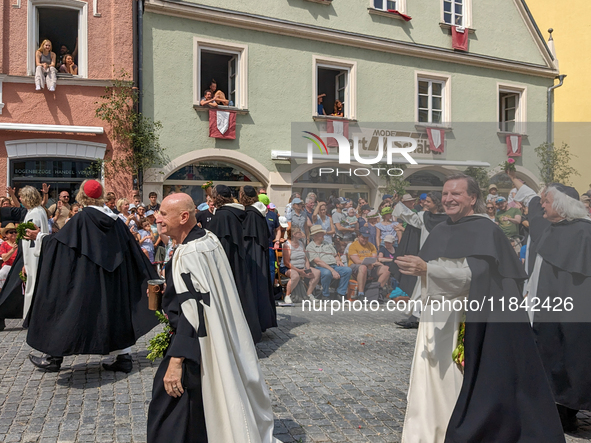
[200,89,218,107]
[486,184,499,203]
[58,41,78,66]
[317,93,327,116]
[378,234,397,263]
[332,99,344,117]
[138,217,155,263]
[306,225,352,299]
[35,39,57,91]
[281,227,320,303]
[376,207,399,247]
[147,192,160,211]
[365,210,380,248]
[343,207,359,234]
[59,54,77,75]
[287,197,307,238]
[209,79,232,106]
[0,224,18,289]
[485,202,497,222]
[333,197,355,241]
[347,227,390,299]
[312,202,335,244]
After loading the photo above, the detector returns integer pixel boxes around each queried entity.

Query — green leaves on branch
[93,70,168,179]
[463,167,490,191]
[534,142,579,186]
[147,310,172,362]
[385,164,410,197]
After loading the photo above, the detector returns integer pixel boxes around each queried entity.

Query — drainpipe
[137,0,144,196]
[546,74,566,181]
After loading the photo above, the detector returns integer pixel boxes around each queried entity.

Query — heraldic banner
[209,109,237,140]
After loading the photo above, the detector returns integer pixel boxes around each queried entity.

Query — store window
[11,158,99,206]
[163,161,263,205]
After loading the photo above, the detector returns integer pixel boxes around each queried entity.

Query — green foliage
[147,310,172,362]
[463,167,490,191]
[384,164,410,197]
[19,271,27,283]
[16,222,37,242]
[534,142,580,186]
[93,70,167,179]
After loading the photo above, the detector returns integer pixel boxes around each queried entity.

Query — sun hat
[488,184,498,191]
[279,216,288,228]
[384,234,397,243]
[1,223,16,237]
[310,225,326,236]
[258,194,271,205]
[381,207,393,216]
[401,194,415,202]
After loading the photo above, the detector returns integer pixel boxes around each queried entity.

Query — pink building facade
[0,0,134,202]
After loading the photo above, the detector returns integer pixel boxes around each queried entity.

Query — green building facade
[142,0,558,208]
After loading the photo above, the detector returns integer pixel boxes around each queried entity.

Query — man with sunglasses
[46,189,70,231]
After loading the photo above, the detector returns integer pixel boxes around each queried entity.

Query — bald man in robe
[147,193,278,443]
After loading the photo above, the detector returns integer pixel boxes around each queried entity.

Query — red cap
[83,180,103,199]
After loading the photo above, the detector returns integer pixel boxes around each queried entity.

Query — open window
[27,0,88,78]
[194,38,248,110]
[314,56,357,119]
[498,85,526,134]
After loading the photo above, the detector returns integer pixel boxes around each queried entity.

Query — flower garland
[16,222,37,242]
[147,310,173,361]
[452,320,465,371]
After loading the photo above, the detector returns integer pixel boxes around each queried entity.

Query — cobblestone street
[1,307,590,442]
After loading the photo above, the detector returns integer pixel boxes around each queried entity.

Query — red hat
[83,180,103,199]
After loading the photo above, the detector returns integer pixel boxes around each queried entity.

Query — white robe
[22,205,49,317]
[402,257,471,443]
[172,231,279,443]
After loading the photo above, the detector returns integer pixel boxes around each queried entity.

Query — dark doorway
[200,51,233,102]
[38,7,79,65]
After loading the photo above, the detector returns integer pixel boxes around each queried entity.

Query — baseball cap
[268,203,276,210]
[279,216,288,228]
[359,226,372,237]
[145,210,155,217]
[496,197,507,203]
[360,204,371,212]
[420,193,428,200]
[382,194,393,201]
[337,197,348,205]
[291,197,303,205]
[129,203,137,210]
[197,203,209,211]
[258,194,271,205]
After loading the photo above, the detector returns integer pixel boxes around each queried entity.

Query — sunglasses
[5,230,16,235]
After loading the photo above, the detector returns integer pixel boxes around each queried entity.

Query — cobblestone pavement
[1,307,590,442]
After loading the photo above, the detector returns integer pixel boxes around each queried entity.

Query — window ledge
[5,74,117,87]
[415,123,453,132]
[439,22,476,33]
[305,0,332,4]
[313,115,357,123]
[193,105,249,115]
[497,131,528,138]
[367,8,407,20]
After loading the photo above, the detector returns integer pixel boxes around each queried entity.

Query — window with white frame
[498,85,526,133]
[417,79,445,124]
[27,0,88,78]
[314,56,357,119]
[373,0,397,11]
[194,38,248,109]
[443,0,464,26]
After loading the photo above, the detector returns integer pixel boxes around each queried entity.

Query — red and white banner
[426,127,445,153]
[387,10,412,21]
[209,109,236,139]
[452,26,469,51]
[506,134,522,157]
[326,120,349,147]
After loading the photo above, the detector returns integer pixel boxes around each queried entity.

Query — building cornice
[1,75,117,87]
[145,0,558,78]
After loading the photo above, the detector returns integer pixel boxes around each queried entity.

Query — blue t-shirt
[317,103,325,115]
[266,211,280,247]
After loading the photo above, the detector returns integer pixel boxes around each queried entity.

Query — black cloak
[388,211,448,294]
[0,207,31,319]
[527,196,591,410]
[208,205,262,343]
[419,215,565,443]
[25,208,159,356]
[243,206,277,331]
